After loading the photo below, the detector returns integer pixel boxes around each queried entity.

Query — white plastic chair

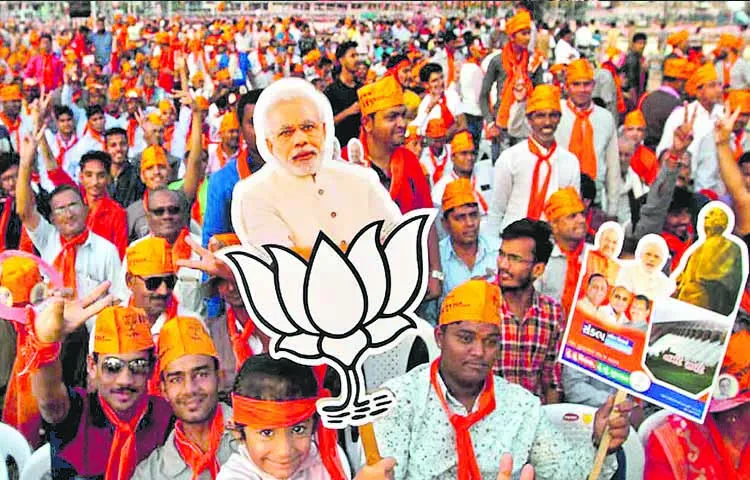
[543,403,644,480]
[0,422,32,479]
[637,409,672,445]
[362,318,438,391]
[20,443,51,480]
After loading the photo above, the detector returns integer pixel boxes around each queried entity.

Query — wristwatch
[431,270,445,282]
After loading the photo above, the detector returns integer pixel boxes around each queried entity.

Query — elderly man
[374,279,633,479]
[231,77,402,254]
[674,206,745,316]
[715,33,750,91]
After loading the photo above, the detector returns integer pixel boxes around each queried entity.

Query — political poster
[558,202,748,423]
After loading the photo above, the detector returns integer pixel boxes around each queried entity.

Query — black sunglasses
[140,274,177,291]
[149,206,181,216]
[101,357,152,376]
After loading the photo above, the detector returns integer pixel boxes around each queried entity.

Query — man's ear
[361,113,374,134]
[86,354,97,380]
[532,262,546,280]
[126,273,135,289]
[434,324,444,350]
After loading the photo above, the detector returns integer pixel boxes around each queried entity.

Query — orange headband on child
[231,393,318,429]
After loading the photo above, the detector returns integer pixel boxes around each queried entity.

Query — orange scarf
[0,112,20,149]
[127,117,139,147]
[144,86,154,103]
[527,139,556,220]
[723,57,736,90]
[55,133,78,168]
[429,149,448,184]
[438,95,455,129]
[630,144,659,185]
[258,49,268,71]
[53,229,89,296]
[601,61,626,114]
[566,99,597,179]
[173,407,224,480]
[446,50,457,87]
[232,392,346,480]
[560,241,584,317]
[734,130,745,161]
[83,123,105,147]
[236,154,253,179]
[496,42,530,128]
[429,358,495,480]
[164,125,175,152]
[171,228,193,265]
[226,306,254,370]
[100,394,149,480]
[216,143,247,169]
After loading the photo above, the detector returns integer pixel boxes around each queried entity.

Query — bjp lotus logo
[220,209,436,427]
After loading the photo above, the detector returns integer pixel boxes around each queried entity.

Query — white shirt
[412,89,464,136]
[39,130,79,191]
[65,133,106,181]
[26,213,123,332]
[486,138,581,238]
[554,38,579,65]
[459,60,484,116]
[656,100,724,165]
[234,31,252,53]
[419,145,452,187]
[694,129,750,195]
[232,160,403,252]
[432,162,494,238]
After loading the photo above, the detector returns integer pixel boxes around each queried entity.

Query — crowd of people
[0,0,747,478]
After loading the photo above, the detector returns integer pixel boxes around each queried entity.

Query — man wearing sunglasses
[133,315,235,480]
[30,298,173,480]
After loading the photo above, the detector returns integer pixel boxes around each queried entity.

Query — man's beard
[499,274,534,293]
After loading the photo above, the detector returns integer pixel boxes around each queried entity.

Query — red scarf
[662,230,693,273]
[438,94,455,129]
[171,228,193,265]
[83,123,105,147]
[163,125,175,152]
[497,42,530,128]
[527,139,556,220]
[429,358,495,480]
[41,54,54,91]
[446,50,457,87]
[173,407,224,480]
[560,241,584,317]
[99,394,149,480]
[566,99,598,179]
[429,149,448,184]
[216,143,247,170]
[601,61,626,114]
[55,133,79,168]
[0,113,20,149]
[630,144,659,185]
[734,130,745,161]
[226,306,255,370]
[127,117,139,147]
[53,229,90,296]
[144,86,154,104]
[237,154,252,180]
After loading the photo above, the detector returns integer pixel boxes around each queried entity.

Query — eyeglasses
[497,249,535,265]
[51,201,84,217]
[101,357,152,376]
[149,206,181,216]
[140,274,177,291]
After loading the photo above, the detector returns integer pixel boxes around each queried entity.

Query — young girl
[219,354,396,480]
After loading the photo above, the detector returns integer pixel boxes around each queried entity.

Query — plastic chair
[637,409,672,445]
[20,443,51,480]
[362,318,438,391]
[0,422,32,480]
[543,403,644,480]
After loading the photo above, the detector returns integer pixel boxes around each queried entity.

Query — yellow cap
[158,316,219,372]
[126,237,176,277]
[357,75,404,116]
[439,279,502,325]
[93,306,154,354]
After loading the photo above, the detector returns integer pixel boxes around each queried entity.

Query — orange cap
[158,316,219,373]
[566,58,595,84]
[219,111,240,133]
[526,84,561,114]
[208,233,241,253]
[215,69,231,82]
[667,30,689,47]
[146,111,163,127]
[663,57,692,79]
[358,75,404,116]
[0,257,41,305]
[543,186,585,222]
[506,10,531,37]
[126,236,176,277]
[450,130,474,154]
[685,63,718,97]
[710,331,750,413]
[0,85,22,102]
[442,178,478,212]
[93,306,154,355]
[191,70,205,84]
[425,118,447,139]
[158,99,174,114]
[140,145,169,175]
[194,96,209,111]
[439,279,502,326]
[155,32,170,45]
[623,110,646,128]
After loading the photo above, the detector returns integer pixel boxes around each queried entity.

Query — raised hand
[174,87,195,110]
[176,235,234,281]
[34,281,114,343]
[671,102,698,155]
[714,99,742,146]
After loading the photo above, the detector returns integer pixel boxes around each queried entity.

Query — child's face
[243,418,315,478]
[629,299,649,323]
[609,287,632,315]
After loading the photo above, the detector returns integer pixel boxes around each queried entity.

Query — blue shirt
[439,233,499,306]
[88,31,113,67]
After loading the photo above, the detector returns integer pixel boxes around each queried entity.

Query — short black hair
[233,354,318,401]
[633,32,647,43]
[419,63,443,83]
[335,41,358,60]
[80,150,112,172]
[54,105,74,120]
[40,33,52,43]
[237,89,264,125]
[386,54,409,70]
[668,187,696,214]
[500,218,554,265]
[49,183,83,205]
[0,152,19,176]
[739,151,750,167]
[580,174,597,202]
[633,294,651,309]
[588,272,606,286]
[86,104,104,118]
[104,127,127,141]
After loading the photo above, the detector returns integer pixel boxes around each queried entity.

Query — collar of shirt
[434,367,482,415]
[89,390,156,431]
[447,234,493,267]
[658,85,680,99]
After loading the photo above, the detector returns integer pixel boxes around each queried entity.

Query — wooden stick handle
[359,422,382,466]
[588,389,628,480]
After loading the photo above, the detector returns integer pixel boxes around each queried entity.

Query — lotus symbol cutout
[219,209,436,428]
